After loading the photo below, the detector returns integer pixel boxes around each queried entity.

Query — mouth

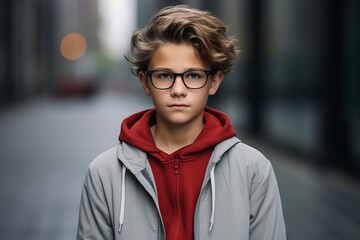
[168,104,190,109]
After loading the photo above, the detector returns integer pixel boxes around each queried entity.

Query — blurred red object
[55,76,97,97]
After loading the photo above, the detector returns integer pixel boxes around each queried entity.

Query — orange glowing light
[60,33,87,60]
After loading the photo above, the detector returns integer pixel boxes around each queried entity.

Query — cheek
[149,91,165,105]
[191,90,210,104]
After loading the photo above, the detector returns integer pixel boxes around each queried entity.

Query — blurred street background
[0,0,359,239]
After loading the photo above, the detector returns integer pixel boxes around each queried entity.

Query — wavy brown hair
[126,5,239,75]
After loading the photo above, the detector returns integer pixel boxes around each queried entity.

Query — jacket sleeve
[77,167,114,240]
[249,161,286,240]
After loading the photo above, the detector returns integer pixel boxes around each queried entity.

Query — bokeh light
[60,32,87,60]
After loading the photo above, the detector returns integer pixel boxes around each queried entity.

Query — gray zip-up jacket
[77,137,286,239]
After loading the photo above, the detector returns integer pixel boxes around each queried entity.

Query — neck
[151,119,204,154]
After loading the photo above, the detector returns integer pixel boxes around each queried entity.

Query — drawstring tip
[209,223,214,232]
[118,224,122,233]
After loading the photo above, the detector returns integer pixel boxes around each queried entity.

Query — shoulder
[217,139,273,191]
[87,146,120,180]
[230,142,270,168]
[89,146,118,169]
[219,138,271,170]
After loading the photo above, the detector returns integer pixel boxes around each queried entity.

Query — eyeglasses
[144,69,215,90]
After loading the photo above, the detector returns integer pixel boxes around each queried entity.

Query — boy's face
[139,43,223,128]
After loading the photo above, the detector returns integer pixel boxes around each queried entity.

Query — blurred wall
[1,0,359,175]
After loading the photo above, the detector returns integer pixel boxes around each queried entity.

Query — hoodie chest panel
[148,149,212,240]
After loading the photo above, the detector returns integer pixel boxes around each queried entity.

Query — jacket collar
[117,141,148,174]
[118,136,241,171]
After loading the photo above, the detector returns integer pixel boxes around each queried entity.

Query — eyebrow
[148,68,208,72]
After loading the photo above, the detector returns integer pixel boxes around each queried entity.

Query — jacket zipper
[174,158,179,175]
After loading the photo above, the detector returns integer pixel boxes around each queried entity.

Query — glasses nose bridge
[173,72,184,80]
[172,72,186,87]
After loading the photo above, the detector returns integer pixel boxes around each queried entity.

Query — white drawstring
[209,164,216,231]
[118,166,126,232]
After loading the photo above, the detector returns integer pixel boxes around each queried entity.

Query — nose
[170,75,187,97]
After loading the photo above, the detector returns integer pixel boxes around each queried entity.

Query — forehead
[148,43,209,71]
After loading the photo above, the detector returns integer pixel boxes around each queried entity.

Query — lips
[168,104,190,108]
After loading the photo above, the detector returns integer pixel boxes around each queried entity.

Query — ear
[209,71,224,95]
[138,71,151,95]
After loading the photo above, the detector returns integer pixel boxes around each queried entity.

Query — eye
[185,71,204,80]
[153,71,173,79]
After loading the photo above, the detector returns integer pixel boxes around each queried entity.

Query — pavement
[0,91,359,240]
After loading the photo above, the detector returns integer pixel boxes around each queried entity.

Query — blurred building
[1,0,54,104]
[0,0,100,103]
[136,0,360,176]
[1,0,359,175]
[54,0,100,97]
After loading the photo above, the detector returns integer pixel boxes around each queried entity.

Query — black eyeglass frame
[144,69,215,90]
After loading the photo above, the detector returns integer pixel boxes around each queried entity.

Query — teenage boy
[77,5,286,240]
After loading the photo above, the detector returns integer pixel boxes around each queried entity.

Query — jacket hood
[118,107,236,161]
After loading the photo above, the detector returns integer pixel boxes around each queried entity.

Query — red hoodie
[119,107,236,240]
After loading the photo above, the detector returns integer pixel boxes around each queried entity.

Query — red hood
[118,107,236,161]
